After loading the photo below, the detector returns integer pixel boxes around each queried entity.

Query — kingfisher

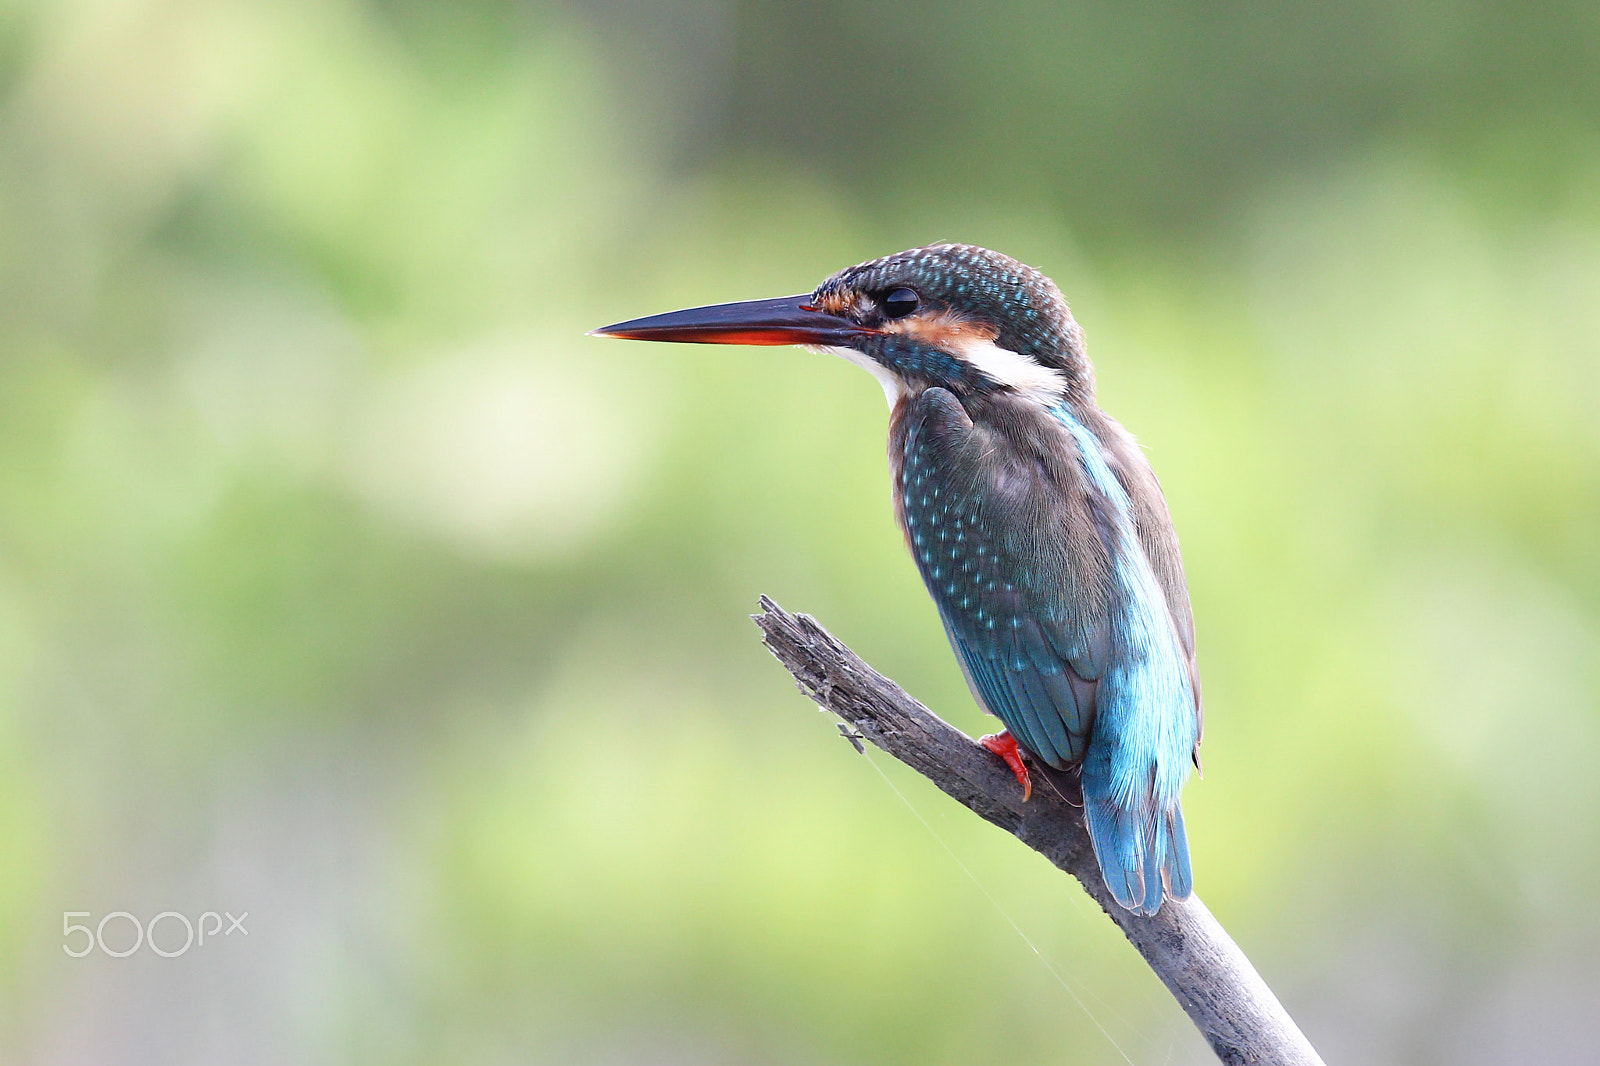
[592,244,1201,916]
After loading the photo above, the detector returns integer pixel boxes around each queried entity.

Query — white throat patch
[808,345,907,407]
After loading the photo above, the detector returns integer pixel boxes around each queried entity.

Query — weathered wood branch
[753,596,1324,1066]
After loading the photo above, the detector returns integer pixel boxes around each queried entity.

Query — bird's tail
[1081,772,1192,916]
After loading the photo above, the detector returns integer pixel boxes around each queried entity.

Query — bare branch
[753,596,1324,1066]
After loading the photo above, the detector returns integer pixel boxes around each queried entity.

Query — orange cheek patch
[884,310,998,350]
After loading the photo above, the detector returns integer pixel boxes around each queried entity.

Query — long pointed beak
[590,295,874,347]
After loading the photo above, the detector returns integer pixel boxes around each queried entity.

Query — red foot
[980,731,1032,801]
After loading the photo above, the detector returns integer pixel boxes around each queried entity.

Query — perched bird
[593,245,1201,915]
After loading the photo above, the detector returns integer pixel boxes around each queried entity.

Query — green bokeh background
[2,1,1598,1062]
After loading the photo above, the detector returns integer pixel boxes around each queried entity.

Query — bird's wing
[899,387,1114,768]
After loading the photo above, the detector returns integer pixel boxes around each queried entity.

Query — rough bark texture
[753,596,1324,1066]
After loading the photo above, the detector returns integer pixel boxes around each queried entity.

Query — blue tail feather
[1082,770,1192,916]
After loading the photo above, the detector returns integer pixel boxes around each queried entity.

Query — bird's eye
[881,288,920,318]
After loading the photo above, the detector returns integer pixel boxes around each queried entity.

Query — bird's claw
[979,731,1032,801]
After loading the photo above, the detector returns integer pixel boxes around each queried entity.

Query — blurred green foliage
[1,1,1598,1063]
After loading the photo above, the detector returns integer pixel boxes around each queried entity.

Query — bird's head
[592,244,1090,404]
